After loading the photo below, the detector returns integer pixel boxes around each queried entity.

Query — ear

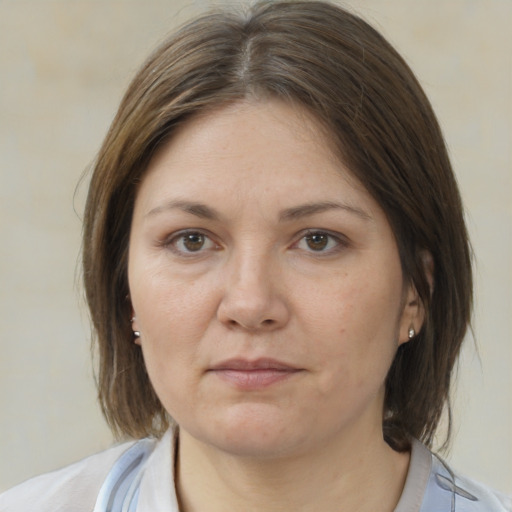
[398,283,424,345]
[131,311,141,345]
[398,251,434,345]
[421,250,434,296]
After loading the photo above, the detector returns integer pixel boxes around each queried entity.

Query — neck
[175,425,410,512]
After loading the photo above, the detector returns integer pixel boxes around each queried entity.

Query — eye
[295,231,346,253]
[166,230,218,255]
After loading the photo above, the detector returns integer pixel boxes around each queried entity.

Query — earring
[408,325,416,339]
[131,316,140,338]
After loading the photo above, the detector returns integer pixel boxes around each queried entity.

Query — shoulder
[424,448,511,511]
[450,472,512,512]
[400,439,511,512]
[0,440,143,512]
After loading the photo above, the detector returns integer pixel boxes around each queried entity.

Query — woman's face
[128,100,417,459]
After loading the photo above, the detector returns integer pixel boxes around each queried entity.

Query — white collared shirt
[1,429,510,511]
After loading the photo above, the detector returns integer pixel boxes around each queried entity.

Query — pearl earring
[131,316,140,338]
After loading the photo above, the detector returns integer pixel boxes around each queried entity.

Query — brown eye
[166,230,218,257]
[305,233,329,251]
[182,233,206,252]
[295,231,346,254]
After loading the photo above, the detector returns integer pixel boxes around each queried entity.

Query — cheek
[302,273,402,386]
[131,264,218,335]
[300,270,402,342]
[129,270,220,399]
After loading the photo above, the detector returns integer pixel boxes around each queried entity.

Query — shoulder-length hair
[83,0,472,451]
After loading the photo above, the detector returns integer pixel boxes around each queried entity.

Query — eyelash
[294,230,349,255]
[162,230,219,256]
[161,229,348,257]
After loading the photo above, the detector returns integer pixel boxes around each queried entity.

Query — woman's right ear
[131,314,141,344]
[420,250,434,297]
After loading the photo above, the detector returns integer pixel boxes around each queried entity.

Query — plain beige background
[1,0,511,495]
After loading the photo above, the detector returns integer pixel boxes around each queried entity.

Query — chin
[209,431,305,460]
[188,403,309,459]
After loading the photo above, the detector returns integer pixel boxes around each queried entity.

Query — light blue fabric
[93,439,154,512]
[93,435,511,512]
[421,452,511,511]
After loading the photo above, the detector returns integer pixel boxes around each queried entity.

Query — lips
[208,358,302,389]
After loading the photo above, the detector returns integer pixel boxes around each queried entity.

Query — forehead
[131,98,397,255]
[153,99,337,163]
[139,99,369,206]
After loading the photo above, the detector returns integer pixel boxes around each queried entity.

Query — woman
[1,1,509,511]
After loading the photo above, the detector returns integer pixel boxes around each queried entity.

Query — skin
[128,100,423,511]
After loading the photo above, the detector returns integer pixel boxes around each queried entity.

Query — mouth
[207,358,303,390]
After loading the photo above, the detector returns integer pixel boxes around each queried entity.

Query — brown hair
[83,0,472,451]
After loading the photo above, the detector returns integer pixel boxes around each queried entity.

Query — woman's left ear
[398,251,433,345]
[398,285,424,345]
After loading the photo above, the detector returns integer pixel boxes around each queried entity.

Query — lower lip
[210,369,301,390]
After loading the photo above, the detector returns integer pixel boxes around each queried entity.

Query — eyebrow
[146,199,372,222]
[279,201,372,222]
[147,200,220,220]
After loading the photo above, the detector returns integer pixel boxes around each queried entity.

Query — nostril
[227,317,275,330]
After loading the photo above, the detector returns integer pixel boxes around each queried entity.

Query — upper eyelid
[159,229,219,253]
[292,229,350,252]
[158,227,349,250]
[300,229,348,243]
[163,228,213,243]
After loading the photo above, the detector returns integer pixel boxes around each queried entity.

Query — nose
[216,250,290,332]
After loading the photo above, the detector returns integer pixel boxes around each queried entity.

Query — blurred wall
[1,0,511,494]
